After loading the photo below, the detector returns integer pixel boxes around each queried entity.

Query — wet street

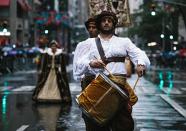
[1,0,186,130]
[0,65,186,131]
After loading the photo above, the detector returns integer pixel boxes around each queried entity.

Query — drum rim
[99,72,129,99]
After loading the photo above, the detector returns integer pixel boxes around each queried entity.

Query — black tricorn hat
[84,17,96,29]
[96,11,118,28]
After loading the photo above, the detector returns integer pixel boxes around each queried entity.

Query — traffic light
[2,21,8,28]
[160,34,165,39]
[0,21,8,30]
[150,3,156,16]
[59,0,68,11]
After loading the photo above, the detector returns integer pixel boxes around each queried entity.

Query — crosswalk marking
[12,86,35,92]
[0,86,14,91]
[16,125,29,131]
[1,83,81,93]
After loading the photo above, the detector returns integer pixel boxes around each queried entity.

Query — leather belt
[104,57,125,64]
[84,75,96,80]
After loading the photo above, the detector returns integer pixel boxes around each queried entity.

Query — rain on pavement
[0,66,186,131]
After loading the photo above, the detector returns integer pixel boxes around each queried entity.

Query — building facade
[0,0,32,47]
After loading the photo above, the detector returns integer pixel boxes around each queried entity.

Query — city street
[0,65,186,131]
[1,0,186,131]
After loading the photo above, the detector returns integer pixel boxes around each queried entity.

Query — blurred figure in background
[34,36,49,82]
[73,17,99,131]
[85,17,99,38]
[73,17,99,87]
[32,40,71,103]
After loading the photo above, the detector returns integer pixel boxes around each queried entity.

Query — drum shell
[77,74,122,125]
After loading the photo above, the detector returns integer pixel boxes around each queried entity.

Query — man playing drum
[73,11,150,131]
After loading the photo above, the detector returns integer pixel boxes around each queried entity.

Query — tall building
[0,0,10,46]
[34,0,71,52]
[0,0,32,47]
[68,0,89,51]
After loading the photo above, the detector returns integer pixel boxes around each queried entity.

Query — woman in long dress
[32,40,71,103]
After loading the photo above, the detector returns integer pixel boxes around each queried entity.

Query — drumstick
[133,76,140,90]
[93,56,114,78]
[104,67,115,78]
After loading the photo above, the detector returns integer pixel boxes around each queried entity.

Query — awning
[17,0,32,11]
[0,0,10,6]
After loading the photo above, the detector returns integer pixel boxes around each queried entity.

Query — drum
[76,72,129,125]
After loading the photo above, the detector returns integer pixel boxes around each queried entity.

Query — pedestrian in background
[73,17,99,87]
[34,36,49,82]
[74,11,150,131]
[32,40,71,103]
[73,17,100,131]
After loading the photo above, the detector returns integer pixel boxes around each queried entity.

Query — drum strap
[95,37,125,64]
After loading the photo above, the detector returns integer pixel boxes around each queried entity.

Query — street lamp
[150,3,156,16]
[44,29,49,34]
[151,11,156,16]
[169,35,174,51]
[160,34,165,39]
[169,35,173,40]
[13,44,16,48]
[173,46,177,51]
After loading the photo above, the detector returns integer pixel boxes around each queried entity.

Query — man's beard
[100,26,115,34]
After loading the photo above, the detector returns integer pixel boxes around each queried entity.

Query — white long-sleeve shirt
[73,35,150,80]
[73,39,95,81]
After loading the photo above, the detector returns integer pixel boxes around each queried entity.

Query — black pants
[81,75,95,90]
[81,75,134,131]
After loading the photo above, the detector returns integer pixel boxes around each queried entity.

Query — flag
[88,0,131,27]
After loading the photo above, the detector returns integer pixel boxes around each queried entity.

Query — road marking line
[162,87,182,94]
[12,86,35,92]
[181,88,186,91]
[160,94,186,118]
[16,125,29,131]
[0,86,14,91]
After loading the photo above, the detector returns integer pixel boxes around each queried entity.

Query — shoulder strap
[95,37,106,61]
[95,37,125,64]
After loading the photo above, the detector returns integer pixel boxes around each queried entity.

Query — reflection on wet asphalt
[0,93,85,131]
[1,68,186,131]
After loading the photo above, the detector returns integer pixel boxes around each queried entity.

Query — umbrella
[2,46,13,52]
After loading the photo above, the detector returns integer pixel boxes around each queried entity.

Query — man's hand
[89,59,105,68]
[136,65,146,77]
